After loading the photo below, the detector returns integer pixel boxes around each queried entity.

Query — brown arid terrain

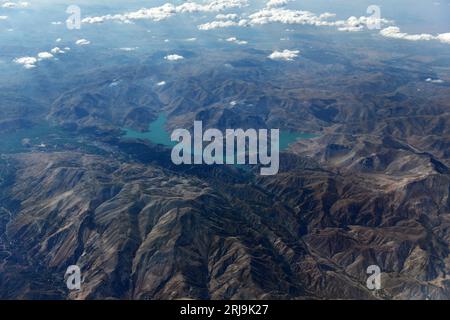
[1,144,449,299]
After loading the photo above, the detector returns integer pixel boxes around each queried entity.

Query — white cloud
[380,27,450,45]
[50,47,65,54]
[247,8,389,32]
[198,19,248,30]
[157,81,166,86]
[185,37,197,41]
[80,0,391,36]
[13,56,37,69]
[56,38,62,43]
[119,47,138,51]
[37,52,54,60]
[14,45,68,69]
[426,78,444,84]
[13,56,36,65]
[437,33,450,44]
[164,54,184,61]
[216,13,239,20]
[266,0,291,8]
[109,80,121,87]
[248,8,335,27]
[81,4,176,24]
[22,63,35,69]
[380,26,434,41]
[226,37,248,45]
[51,21,62,25]
[199,8,387,32]
[2,2,29,8]
[76,39,91,46]
[82,0,248,25]
[0,16,8,20]
[268,49,299,61]
[176,0,247,14]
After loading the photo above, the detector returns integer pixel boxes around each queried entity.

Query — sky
[1,0,450,73]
